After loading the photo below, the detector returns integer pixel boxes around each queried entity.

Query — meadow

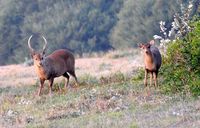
[0,49,199,128]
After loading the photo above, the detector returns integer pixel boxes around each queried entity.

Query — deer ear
[149,40,155,45]
[138,43,143,48]
[146,43,151,48]
[30,51,35,58]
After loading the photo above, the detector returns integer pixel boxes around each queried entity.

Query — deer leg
[144,69,148,87]
[150,72,153,87]
[48,78,54,96]
[38,79,45,96]
[58,84,62,94]
[63,72,70,90]
[153,72,157,88]
[68,70,79,86]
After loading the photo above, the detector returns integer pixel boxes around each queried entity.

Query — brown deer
[139,40,162,88]
[28,35,78,96]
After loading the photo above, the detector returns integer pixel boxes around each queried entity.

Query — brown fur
[139,40,162,88]
[28,35,78,96]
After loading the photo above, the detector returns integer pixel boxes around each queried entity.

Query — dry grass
[0,65,36,87]
[0,49,143,88]
[0,49,199,128]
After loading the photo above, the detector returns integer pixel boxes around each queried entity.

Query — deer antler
[28,35,34,52]
[41,36,47,55]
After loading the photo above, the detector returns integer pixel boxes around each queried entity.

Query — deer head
[139,40,155,54]
[28,35,48,67]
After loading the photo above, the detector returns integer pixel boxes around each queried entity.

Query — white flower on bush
[159,21,167,32]
[153,35,162,40]
[154,1,193,54]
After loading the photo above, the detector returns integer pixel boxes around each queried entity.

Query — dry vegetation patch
[0,49,199,128]
[0,49,143,88]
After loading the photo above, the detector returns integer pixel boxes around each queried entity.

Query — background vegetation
[0,1,200,127]
[1,68,200,128]
[0,0,197,65]
[161,17,200,96]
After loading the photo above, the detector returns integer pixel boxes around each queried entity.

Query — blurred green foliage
[161,18,200,96]
[0,0,196,65]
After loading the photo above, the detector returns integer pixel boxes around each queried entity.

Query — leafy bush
[161,19,200,96]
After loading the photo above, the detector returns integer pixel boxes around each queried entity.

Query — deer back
[150,45,162,71]
[42,49,75,77]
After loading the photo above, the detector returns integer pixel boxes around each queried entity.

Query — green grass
[0,72,200,128]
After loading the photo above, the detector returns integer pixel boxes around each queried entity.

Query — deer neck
[34,58,50,80]
[144,52,155,70]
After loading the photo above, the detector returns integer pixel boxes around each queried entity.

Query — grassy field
[0,49,200,128]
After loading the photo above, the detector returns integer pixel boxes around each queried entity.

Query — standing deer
[139,40,162,88]
[28,35,78,96]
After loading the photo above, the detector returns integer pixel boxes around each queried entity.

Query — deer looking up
[28,35,78,96]
[139,40,162,88]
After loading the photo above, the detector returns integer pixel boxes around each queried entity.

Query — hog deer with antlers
[139,40,162,88]
[28,35,78,96]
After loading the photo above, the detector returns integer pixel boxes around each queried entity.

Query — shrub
[161,19,200,96]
